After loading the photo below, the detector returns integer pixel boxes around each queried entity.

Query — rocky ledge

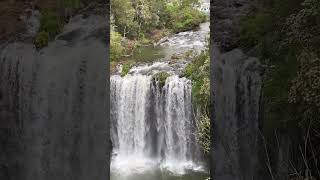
[211,0,258,52]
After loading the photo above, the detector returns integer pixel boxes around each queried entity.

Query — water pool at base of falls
[111,154,207,180]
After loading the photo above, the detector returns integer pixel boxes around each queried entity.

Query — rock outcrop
[212,0,258,52]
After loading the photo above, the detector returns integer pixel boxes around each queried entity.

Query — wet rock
[21,9,40,39]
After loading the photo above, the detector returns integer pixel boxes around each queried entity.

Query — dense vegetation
[183,50,210,155]
[110,0,207,62]
[239,0,320,178]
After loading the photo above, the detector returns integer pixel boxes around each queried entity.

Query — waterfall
[111,74,202,175]
[0,14,108,180]
[211,45,264,179]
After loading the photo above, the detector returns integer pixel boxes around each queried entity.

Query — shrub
[165,5,206,32]
[34,9,62,49]
[183,51,209,105]
[183,63,194,78]
[110,30,124,61]
[183,51,210,155]
[152,72,170,87]
[121,64,130,77]
[40,10,62,38]
[196,112,210,154]
[121,61,135,77]
[35,31,50,48]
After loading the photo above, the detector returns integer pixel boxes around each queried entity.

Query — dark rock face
[0,5,109,180]
[210,44,266,180]
[211,0,258,51]
[211,0,268,179]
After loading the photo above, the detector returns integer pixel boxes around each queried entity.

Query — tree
[111,0,137,38]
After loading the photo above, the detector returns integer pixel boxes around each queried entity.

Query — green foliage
[196,112,210,155]
[111,0,137,38]
[152,72,170,87]
[111,0,206,39]
[121,61,135,77]
[183,51,210,155]
[183,52,208,78]
[34,9,62,48]
[239,0,320,178]
[40,10,62,38]
[239,11,273,48]
[110,30,124,62]
[289,53,320,109]
[34,31,50,48]
[283,0,320,53]
[181,0,200,7]
[121,64,130,77]
[33,0,90,49]
[165,5,207,32]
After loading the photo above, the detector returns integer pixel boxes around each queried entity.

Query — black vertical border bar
[106,0,111,179]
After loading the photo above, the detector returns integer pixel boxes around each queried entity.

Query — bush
[196,112,210,155]
[34,9,62,49]
[121,64,130,77]
[183,51,209,105]
[152,72,170,87]
[183,50,210,155]
[121,61,135,77]
[110,30,124,61]
[35,31,50,48]
[40,10,62,38]
[183,52,208,78]
[165,5,206,32]
[183,63,194,78]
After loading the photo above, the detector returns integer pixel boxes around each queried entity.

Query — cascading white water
[111,75,151,157]
[111,73,203,175]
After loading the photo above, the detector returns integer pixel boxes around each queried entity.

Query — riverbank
[110,0,208,73]
[111,21,209,76]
